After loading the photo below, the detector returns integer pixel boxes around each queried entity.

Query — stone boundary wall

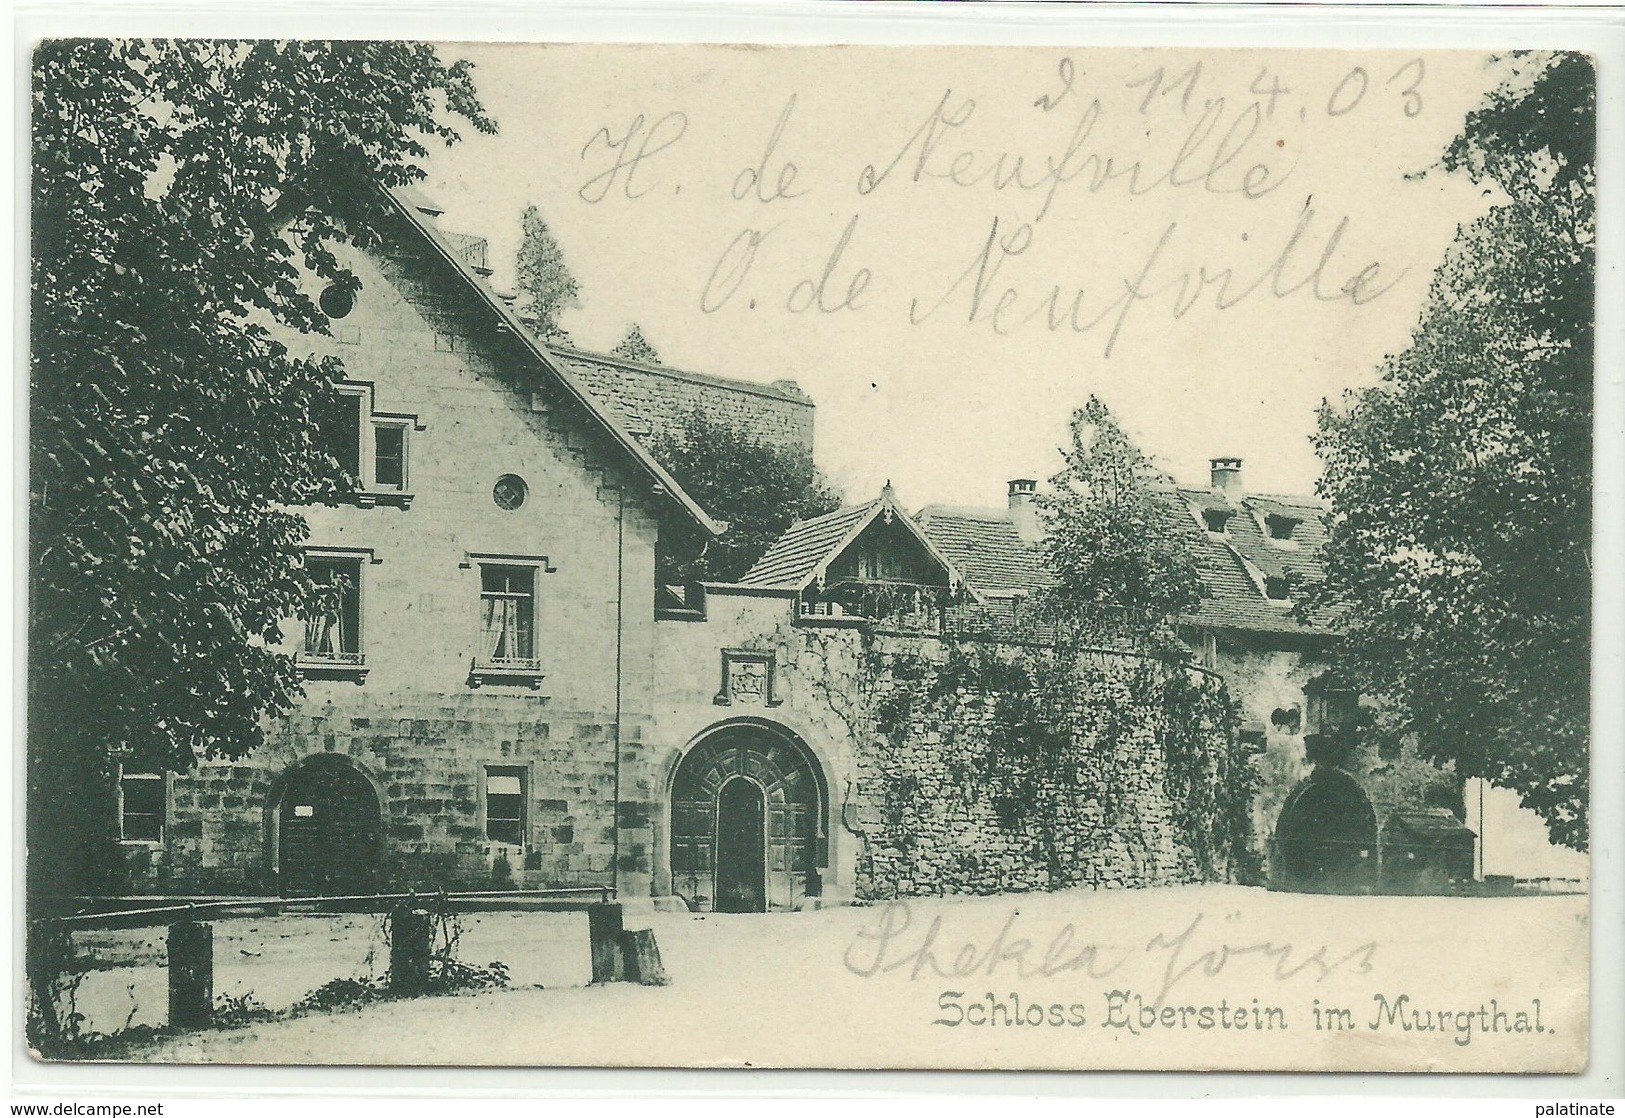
[852,689,1188,899]
[838,641,1251,900]
[560,348,816,457]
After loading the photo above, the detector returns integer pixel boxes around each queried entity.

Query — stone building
[645,483,1240,909]
[109,186,769,900]
[101,185,1539,907]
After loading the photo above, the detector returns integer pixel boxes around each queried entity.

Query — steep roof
[379,186,722,538]
[739,488,970,594]
[913,482,1334,639]
[914,506,1054,596]
[1166,485,1333,637]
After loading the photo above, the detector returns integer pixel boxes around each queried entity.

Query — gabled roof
[914,505,1054,597]
[739,487,973,595]
[914,480,1335,639]
[1166,485,1333,637]
[379,186,722,538]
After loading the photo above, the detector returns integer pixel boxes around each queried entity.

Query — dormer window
[1266,514,1300,541]
[1264,575,1292,601]
[1202,508,1234,534]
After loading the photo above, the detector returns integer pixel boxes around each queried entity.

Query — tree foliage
[1306,53,1594,850]
[29,39,494,896]
[514,203,579,341]
[649,409,841,584]
[1036,396,1204,642]
[611,322,661,364]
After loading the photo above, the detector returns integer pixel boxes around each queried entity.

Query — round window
[319,283,355,319]
[493,474,528,511]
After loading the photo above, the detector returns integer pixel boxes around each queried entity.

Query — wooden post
[26,921,74,1040]
[389,907,434,995]
[587,903,624,984]
[167,920,213,1029]
[618,928,671,986]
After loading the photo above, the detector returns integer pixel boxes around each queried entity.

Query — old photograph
[23,40,1596,1072]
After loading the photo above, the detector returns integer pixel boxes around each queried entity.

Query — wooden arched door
[715,777,768,912]
[670,724,825,912]
[276,757,382,897]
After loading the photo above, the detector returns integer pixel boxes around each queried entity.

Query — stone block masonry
[846,646,1247,900]
[562,348,815,458]
[110,209,673,898]
[124,691,633,895]
[650,605,1257,908]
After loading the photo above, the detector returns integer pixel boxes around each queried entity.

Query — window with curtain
[480,565,536,664]
[304,556,363,662]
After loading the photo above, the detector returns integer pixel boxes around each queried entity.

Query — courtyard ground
[56,884,1588,1072]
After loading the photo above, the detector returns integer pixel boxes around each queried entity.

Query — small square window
[1202,508,1233,533]
[304,556,363,663]
[120,772,164,842]
[1264,575,1292,601]
[485,767,527,845]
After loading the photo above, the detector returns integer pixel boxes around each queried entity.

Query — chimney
[1210,457,1243,500]
[1007,479,1041,543]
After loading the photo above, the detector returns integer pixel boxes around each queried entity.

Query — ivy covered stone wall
[841,639,1262,900]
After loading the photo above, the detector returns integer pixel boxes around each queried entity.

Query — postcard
[23,40,1595,1073]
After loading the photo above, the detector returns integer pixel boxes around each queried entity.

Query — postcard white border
[7,0,1622,1100]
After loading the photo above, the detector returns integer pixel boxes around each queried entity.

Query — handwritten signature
[843,900,1378,1009]
[909,206,1405,356]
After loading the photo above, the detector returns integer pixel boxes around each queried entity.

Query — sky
[418,44,1501,510]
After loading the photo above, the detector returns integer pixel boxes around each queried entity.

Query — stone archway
[269,755,385,897]
[1272,767,1379,894]
[670,722,826,912]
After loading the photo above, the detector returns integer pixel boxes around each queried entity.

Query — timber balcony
[795,578,957,635]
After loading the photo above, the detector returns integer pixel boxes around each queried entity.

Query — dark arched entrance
[670,723,825,912]
[274,756,383,897]
[715,777,768,912]
[1272,767,1378,894]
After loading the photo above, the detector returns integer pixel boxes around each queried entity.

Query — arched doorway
[670,723,825,912]
[273,756,383,897]
[1272,767,1378,894]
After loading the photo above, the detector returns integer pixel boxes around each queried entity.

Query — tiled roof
[737,502,878,589]
[1166,486,1333,637]
[740,489,970,594]
[914,485,1334,639]
[557,347,814,457]
[914,506,1054,596]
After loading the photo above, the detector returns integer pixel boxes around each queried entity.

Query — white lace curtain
[304,569,351,657]
[482,595,523,659]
